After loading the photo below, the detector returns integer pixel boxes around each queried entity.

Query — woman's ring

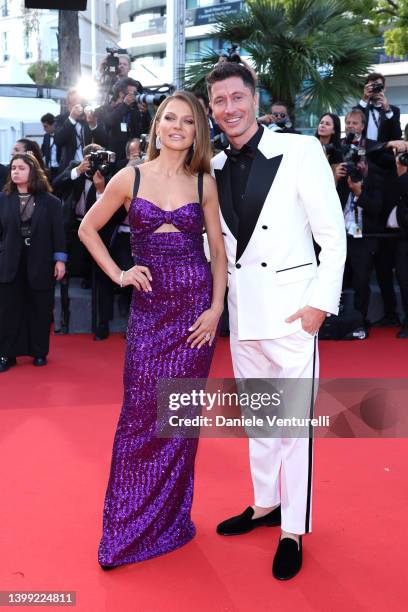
[204,333,210,341]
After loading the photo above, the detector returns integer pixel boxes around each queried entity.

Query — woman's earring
[193,140,196,152]
[156,135,161,149]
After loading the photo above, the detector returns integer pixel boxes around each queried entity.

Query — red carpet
[1,330,407,611]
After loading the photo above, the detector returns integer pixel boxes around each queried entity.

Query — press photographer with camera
[54,89,108,172]
[103,77,151,162]
[53,144,121,338]
[335,108,385,335]
[367,148,408,337]
[357,72,401,142]
[99,51,131,83]
[259,101,300,134]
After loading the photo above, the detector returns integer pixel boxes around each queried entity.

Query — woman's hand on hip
[121,265,152,292]
[187,308,220,348]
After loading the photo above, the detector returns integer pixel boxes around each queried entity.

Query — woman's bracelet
[119,270,125,288]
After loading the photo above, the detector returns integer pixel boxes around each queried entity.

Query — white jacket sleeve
[297,136,346,315]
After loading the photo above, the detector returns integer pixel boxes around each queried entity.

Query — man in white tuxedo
[207,62,346,580]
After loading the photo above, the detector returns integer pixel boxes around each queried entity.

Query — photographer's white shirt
[359,99,394,141]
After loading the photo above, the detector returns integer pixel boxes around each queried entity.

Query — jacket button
[261,262,267,267]
[236,263,241,269]
[262,225,268,229]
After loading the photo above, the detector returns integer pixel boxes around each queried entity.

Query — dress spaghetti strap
[133,166,141,199]
[198,172,203,206]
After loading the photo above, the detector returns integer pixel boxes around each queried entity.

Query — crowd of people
[0,66,408,372]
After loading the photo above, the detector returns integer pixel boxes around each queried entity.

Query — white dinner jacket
[211,127,346,341]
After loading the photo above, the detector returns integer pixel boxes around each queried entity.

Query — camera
[344,162,363,183]
[85,150,116,179]
[212,132,229,151]
[221,44,242,63]
[135,92,168,106]
[370,82,384,94]
[104,48,128,77]
[342,132,365,182]
[139,134,149,156]
[398,152,408,166]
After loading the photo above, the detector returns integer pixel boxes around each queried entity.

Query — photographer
[99,52,131,83]
[53,144,124,339]
[357,72,401,142]
[54,88,108,172]
[370,150,408,337]
[259,101,300,134]
[335,110,384,335]
[41,113,61,182]
[103,78,151,162]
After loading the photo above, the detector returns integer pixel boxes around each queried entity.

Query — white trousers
[229,330,319,535]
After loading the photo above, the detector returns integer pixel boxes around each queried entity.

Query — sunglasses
[271,112,287,118]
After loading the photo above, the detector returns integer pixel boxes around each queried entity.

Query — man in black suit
[41,113,61,183]
[103,77,151,163]
[54,88,108,172]
[335,109,385,333]
[53,144,125,339]
[373,152,408,337]
[357,72,401,143]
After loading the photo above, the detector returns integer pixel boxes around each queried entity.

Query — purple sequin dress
[98,191,215,567]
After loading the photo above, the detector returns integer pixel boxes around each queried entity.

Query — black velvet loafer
[272,536,302,580]
[216,505,281,536]
[33,357,47,367]
[0,357,17,373]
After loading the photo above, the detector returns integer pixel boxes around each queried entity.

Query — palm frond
[184,0,378,116]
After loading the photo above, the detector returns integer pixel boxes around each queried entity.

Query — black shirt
[229,125,264,218]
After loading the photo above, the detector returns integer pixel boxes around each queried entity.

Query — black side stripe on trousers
[305,334,317,534]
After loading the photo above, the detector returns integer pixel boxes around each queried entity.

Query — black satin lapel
[214,161,238,238]
[236,153,283,262]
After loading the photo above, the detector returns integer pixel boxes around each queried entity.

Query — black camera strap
[369,106,380,129]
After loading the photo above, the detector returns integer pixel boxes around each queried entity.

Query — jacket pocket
[275,262,316,285]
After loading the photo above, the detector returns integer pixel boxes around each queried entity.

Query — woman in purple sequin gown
[79,92,227,568]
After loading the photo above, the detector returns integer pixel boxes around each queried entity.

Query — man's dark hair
[271,101,289,111]
[83,143,103,156]
[206,62,256,96]
[194,91,209,109]
[41,113,55,125]
[365,72,385,85]
[113,77,143,98]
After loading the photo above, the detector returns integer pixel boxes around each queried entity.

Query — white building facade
[117,0,244,85]
[0,0,119,82]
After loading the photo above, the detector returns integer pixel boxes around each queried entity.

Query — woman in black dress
[0,153,67,372]
[315,113,343,178]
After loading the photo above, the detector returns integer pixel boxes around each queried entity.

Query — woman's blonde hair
[146,91,211,174]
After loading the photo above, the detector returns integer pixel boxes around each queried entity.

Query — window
[186,37,222,62]
[50,26,58,61]
[24,32,32,60]
[2,1,9,18]
[2,32,9,62]
[104,2,112,26]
